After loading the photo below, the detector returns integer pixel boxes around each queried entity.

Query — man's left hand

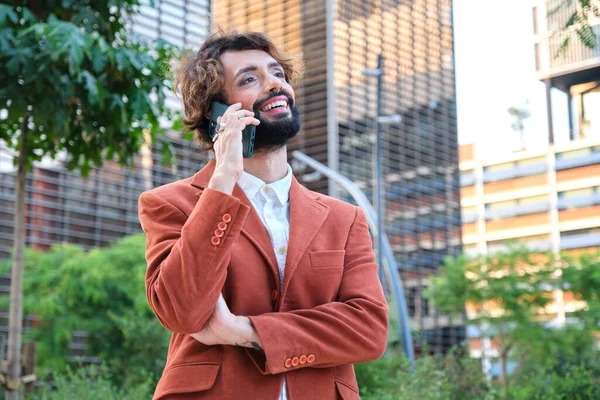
[191,294,264,351]
[191,294,238,346]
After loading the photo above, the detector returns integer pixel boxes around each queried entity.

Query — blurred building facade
[214,0,464,352]
[459,137,600,374]
[533,0,600,143]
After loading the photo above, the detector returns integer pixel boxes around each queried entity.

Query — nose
[264,73,283,93]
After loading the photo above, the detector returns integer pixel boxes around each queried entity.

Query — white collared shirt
[237,164,292,400]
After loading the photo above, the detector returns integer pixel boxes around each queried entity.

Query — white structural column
[547,146,566,325]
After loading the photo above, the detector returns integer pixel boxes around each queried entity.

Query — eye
[240,76,255,85]
[275,71,285,79]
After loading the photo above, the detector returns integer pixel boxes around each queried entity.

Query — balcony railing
[555,151,600,170]
[485,201,550,220]
[460,173,476,187]
[560,232,600,249]
[536,23,600,78]
[483,163,547,183]
[557,192,600,209]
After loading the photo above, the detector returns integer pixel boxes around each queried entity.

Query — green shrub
[0,234,170,388]
[28,364,154,400]
[355,347,500,400]
[510,365,600,400]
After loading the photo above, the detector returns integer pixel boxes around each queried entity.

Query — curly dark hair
[172,30,301,150]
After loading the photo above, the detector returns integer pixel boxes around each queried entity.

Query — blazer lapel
[190,160,279,284]
[282,177,330,297]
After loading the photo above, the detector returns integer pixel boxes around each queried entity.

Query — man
[138,31,388,400]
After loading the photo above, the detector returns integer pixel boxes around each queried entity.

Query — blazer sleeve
[138,187,250,334]
[245,207,389,374]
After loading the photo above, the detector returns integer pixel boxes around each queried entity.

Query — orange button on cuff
[211,236,221,246]
[291,357,299,367]
[214,229,224,238]
[284,358,292,369]
[222,213,232,223]
[217,222,228,231]
[299,355,307,364]
[307,354,315,364]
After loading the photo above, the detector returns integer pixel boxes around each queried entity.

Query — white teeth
[261,100,287,112]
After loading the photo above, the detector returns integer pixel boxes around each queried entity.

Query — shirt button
[278,247,286,254]
[263,187,270,193]
[266,214,273,220]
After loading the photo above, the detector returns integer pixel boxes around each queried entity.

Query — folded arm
[139,187,250,333]
[243,207,389,373]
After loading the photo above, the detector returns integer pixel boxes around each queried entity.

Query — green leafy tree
[0,235,171,389]
[507,103,531,150]
[551,0,600,54]
[426,246,561,395]
[0,1,177,396]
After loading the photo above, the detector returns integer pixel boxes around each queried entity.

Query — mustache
[253,91,294,112]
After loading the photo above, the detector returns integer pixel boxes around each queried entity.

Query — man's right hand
[208,103,260,194]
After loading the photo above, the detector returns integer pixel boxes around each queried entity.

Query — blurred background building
[459,0,600,373]
[1,0,464,353]
[533,0,600,143]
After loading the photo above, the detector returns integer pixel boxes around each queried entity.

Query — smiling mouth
[260,100,288,112]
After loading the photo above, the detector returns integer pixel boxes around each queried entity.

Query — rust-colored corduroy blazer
[138,159,388,400]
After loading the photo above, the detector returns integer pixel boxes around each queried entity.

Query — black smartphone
[208,102,256,158]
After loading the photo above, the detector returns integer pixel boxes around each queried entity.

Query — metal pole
[375,54,384,287]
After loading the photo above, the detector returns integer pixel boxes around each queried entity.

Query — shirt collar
[237,164,293,205]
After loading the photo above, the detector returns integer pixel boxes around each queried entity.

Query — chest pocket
[309,250,345,269]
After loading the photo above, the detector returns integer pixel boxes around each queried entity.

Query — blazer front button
[284,358,292,369]
[222,213,232,223]
[271,289,278,302]
[299,355,307,364]
[307,354,315,364]
[211,236,221,246]
[217,222,228,231]
[291,357,299,367]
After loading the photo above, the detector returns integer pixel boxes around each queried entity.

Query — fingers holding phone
[212,103,260,181]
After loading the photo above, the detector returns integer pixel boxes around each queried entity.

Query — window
[520,195,548,205]
[557,147,593,160]
[559,187,595,199]
[581,86,600,138]
[517,156,545,167]
[487,199,516,212]
[485,162,514,173]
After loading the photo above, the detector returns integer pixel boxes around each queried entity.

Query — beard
[252,92,301,153]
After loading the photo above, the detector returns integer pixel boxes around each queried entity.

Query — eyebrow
[233,62,283,80]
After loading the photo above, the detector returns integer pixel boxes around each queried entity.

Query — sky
[453,0,571,156]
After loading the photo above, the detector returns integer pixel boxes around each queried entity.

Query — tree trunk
[6,117,28,399]
[501,349,509,399]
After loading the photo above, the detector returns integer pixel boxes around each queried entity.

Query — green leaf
[0,4,18,26]
[81,70,99,105]
[91,47,106,73]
